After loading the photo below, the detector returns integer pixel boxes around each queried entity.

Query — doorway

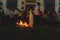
[26,4,35,11]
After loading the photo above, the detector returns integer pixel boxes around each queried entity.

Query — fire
[19,20,23,25]
[24,22,29,27]
[17,20,29,27]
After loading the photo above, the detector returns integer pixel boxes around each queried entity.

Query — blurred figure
[0,7,4,24]
[33,6,42,27]
[5,6,11,17]
[22,10,28,23]
[5,6,14,25]
[0,7,4,15]
[14,8,18,24]
[52,11,57,21]
[18,10,22,23]
[44,5,58,27]
[14,8,18,17]
[44,5,54,22]
[29,9,34,27]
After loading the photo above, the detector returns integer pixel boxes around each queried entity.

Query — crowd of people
[0,6,19,25]
[25,5,57,27]
[0,5,58,26]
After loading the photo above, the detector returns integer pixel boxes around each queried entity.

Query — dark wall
[0,2,3,6]
[44,0,55,11]
[6,0,17,9]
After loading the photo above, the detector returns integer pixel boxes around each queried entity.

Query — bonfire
[17,20,33,28]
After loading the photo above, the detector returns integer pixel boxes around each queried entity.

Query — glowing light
[17,22,18,25]
[24,22,29,27]
[17,19,33,28]
[17,20,29,27]
[19,20,23,25]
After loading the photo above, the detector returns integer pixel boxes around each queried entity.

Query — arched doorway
[26,4,35,11]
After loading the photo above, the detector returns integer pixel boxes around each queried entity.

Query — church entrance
[26,4,35,11]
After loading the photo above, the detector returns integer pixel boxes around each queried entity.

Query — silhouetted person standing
[0,7,4,24]
[33,6,40,27]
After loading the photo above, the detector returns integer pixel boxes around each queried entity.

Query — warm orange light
[17,20,33,28]
[24,22,29,27]
[19,20,23,25]
[29,24,33,28]
[17,20,29,27]
[17,22,18,25]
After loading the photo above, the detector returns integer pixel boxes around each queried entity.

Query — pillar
[3,0,6,13]
[36,0,44,13]
[55,0,59,14]
[17,0,21,10]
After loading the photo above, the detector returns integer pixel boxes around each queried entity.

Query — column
[36,0,44,13]
[17,0,21,10]
[40,0,44,13]
[55,0,59,14]
[3,0,6,13]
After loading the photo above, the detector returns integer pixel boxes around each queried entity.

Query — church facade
[0,0,58,13]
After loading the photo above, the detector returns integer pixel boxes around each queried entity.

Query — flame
[19,20,23,25]
[17,20,33,28]
[17,20,29,27]
[24,22,29,27]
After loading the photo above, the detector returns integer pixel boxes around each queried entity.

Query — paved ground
[0,23,60,40]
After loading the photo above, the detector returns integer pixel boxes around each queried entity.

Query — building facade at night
[0,0,59,14]
[0,0,44,12]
